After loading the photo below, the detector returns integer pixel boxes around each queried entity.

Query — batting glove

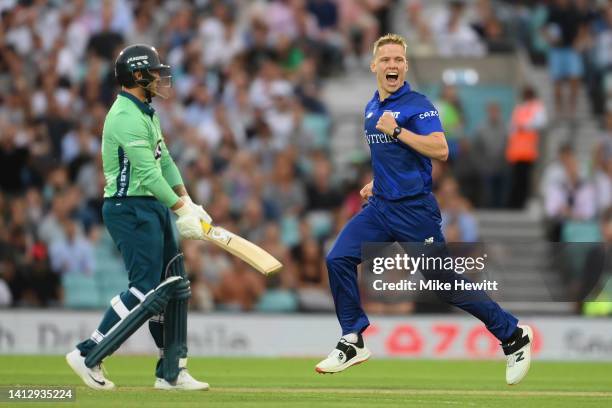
[181,196,213,225]
[174,201,205,240]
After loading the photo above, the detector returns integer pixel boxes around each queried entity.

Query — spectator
[303,0,344,75]
[264,80,302,150]
[473,102,509,208]
[306,156,342,211]
[541,144,597,241]
[471,0,514,54]
[436,84,464,152]
[293,238,333,311]
[436,176,479,243]
[86,1,124,61]
[452,138,482,208]
[431,0,486,57]
[0,122,30,194]
[591,138,612,216]
[198,1,244,70]
[506,86,547,209]
[38,191,72,245]
[215,258,266,311]
[543,0,590,118]
[48,218,95,276]
[126,5,160,47]
[401,0,435,57]
[592,3,612,115]
[5,225,58,307]
[0,274,11,306]
[263,151,306,218]
[338,0,379,68]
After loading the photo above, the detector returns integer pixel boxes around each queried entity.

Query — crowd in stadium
[0,0,610,311]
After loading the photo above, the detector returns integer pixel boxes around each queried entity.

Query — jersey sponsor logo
[384,110,400,118]
[127,139,147,147]
[365,131,397,145]
[154,140,162,160]
[418,110,439,120]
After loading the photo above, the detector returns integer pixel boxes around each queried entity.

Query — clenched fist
[376,111,398,136]
[360,180,374,200]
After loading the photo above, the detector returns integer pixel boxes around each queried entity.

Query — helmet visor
[137,65,172,99]
[149,64,172,89]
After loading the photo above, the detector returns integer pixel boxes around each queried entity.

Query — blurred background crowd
[0,0,610,314]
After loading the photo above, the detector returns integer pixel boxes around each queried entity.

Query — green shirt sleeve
[160,138,184,188]
[117,112,180,208]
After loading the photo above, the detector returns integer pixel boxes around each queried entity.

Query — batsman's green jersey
[102,91,183,207]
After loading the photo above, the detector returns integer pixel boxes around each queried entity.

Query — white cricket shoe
[154,369,209,391]
[65,348,115,390]
[315,335,371,374]
[503,325,533,385]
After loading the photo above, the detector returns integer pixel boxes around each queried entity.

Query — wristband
[173,200,190,217]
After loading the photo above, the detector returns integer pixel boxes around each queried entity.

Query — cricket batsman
[315,34,533,385]
[66,44,210,391]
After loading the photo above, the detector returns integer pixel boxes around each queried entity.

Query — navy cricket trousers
[325,193,518,342]
[103,196,179,293]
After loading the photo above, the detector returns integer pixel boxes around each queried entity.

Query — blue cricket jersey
[364,82,444,200]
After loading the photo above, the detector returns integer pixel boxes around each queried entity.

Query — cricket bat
[200,221,282,275]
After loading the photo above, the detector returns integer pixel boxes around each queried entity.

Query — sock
[76,290,141,357]
[342,333,359,343]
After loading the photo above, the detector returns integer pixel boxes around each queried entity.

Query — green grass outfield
[1,356,611,407]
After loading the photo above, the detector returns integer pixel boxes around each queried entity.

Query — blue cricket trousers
[325,193,518,342]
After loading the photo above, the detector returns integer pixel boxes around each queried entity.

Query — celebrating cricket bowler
[315,34,533,385]
[66,44,210,391]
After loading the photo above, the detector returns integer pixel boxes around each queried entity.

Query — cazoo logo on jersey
[418,110,439,119]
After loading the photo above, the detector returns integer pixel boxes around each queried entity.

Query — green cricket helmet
[114,44,171,98]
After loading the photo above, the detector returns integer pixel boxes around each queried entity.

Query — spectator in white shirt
[431,0,486,57]
[49,218,94,276]
[542,144,597,241]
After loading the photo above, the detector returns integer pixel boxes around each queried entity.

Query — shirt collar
[119,91,155,117]
[374,81,411,104]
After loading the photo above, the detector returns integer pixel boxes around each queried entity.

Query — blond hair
[372,33,408,57]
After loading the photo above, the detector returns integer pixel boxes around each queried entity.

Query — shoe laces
[92,363,109,379]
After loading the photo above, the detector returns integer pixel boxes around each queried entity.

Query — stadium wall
[0,311,611,361]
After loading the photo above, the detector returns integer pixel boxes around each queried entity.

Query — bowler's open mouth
[385,72,399,84]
